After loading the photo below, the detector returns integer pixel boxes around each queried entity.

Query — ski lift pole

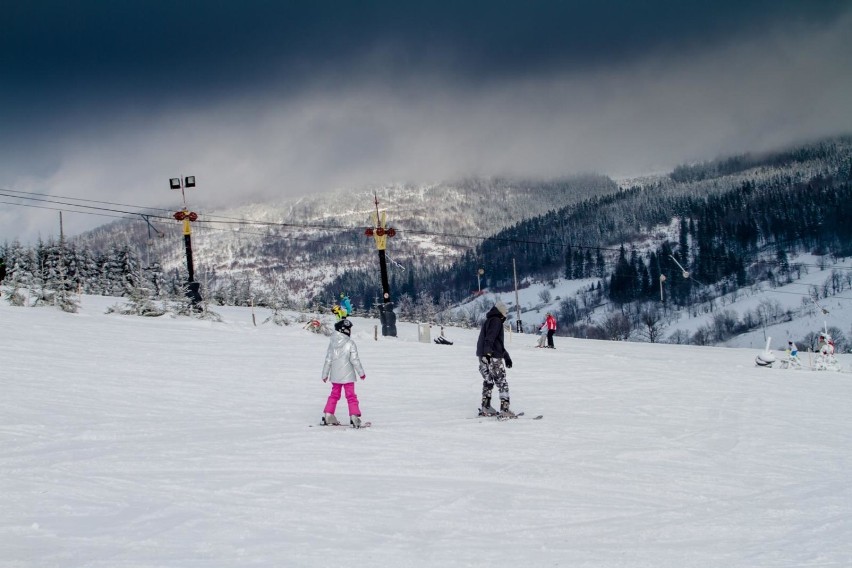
[140,214,164,240]
[813,297,830,315]
[513,257,522,332]
[173,208,201,304]
[364,193,397,337]
[669,255,689,279]
[169,175,202,306]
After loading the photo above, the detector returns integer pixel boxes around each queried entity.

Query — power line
[0,187,174,213]
[0,199,136,220]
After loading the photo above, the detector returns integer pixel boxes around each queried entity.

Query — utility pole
[364,193,397,337]
[513,258,522,332]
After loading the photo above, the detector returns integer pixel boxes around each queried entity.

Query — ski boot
[498,400,516,419]
[479,395,498,417]
[350,415,363,429]
[321,413,340,426]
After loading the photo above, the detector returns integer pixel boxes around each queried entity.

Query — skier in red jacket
[540,312,557,349]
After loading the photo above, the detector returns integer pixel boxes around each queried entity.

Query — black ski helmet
[334,319,353,334]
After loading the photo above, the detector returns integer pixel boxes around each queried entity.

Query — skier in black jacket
[475,301,515,418]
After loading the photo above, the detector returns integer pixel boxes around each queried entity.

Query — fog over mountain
[2,1,851,243]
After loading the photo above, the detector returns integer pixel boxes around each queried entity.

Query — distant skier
[332,305,347,320]
[541,312,557,349]
[817,334,835,356]
[320,319,366,428]
[0,258,6,283]
[787,341,799,359]
[339,293,353,317]
[783,340,803,369]
[476,301,515,418]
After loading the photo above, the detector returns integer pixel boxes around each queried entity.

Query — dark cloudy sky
[2,0,851,242]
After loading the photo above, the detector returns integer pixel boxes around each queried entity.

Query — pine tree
[595,250,605,278]
[564,246,573,280]
[610,245,638,305]
[572,248,584,279]
[53,241,80,313]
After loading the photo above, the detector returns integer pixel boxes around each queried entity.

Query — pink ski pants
[323,382,361,416]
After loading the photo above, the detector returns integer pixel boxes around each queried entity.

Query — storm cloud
[2,1,851,242]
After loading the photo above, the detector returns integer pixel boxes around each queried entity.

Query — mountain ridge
[74,175,619,300]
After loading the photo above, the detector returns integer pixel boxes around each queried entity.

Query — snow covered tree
[638,306,666,343]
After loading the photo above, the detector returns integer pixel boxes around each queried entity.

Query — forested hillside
[324,137,852,328]
[3,136,851,348]
[63,175,617,303]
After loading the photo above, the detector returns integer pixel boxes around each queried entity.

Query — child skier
[320,319,367,428]
[535,323,547,348]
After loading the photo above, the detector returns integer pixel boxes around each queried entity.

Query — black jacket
[476,306,511,361]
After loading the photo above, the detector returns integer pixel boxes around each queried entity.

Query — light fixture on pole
[170,175,196,206]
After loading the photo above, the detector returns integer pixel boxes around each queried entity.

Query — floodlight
[185,176,196,188]
[169,178,181,190]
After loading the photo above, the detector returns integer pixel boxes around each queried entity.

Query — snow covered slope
[461,252,852,352]
[2,296,851,566]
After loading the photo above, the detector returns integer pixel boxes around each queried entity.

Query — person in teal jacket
[339,293,353,317]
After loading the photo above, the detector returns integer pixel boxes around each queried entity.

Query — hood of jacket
[485,306,505,321]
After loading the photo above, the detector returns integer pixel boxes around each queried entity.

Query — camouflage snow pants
[479,357,510,409]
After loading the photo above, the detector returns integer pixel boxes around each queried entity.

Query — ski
[309,421,372,429]
[498,412,544,421]
[469,411,543,421]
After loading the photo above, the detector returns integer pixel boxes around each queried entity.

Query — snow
[2,295,852,567]
[466,254,852,353]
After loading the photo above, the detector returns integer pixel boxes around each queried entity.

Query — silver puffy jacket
[321,332,365,384]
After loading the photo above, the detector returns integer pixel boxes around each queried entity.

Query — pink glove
[322,377,329,383]
[360,375,366,381]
